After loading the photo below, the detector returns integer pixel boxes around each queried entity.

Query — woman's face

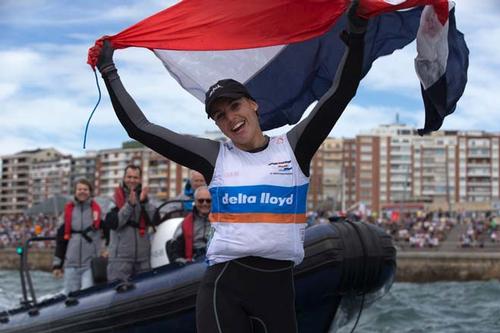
[210,97,263,151]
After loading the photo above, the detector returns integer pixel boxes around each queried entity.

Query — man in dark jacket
[105,165,157,281]
[168,186,212,264]
[52,179,103,294]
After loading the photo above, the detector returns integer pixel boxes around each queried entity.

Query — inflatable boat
[0,218,396,332]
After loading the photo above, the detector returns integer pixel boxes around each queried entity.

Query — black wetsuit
[100,31,365,333]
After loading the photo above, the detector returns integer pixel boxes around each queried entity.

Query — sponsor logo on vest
[268,160,292,175]
[222,192,294,206]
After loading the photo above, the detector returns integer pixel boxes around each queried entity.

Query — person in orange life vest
[168,186,212,264]
[52,179,104,294]
[105,164,157,281]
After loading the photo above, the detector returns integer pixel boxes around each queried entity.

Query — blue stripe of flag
[249,6,467,135]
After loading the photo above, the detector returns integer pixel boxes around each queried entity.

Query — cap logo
[208,84,223,98]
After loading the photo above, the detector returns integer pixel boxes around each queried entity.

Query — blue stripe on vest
[210,184,308,214]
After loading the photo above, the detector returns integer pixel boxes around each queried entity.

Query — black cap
[205,79,254,118]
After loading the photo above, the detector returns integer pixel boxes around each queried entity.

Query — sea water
[1,270,498,332]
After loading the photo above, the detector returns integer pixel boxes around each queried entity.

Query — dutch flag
[88,0,469,135]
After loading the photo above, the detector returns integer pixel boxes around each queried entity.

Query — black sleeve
[103,207,119,231]
[286,32,365,176]
[100,219,110,246]
[53,224,67,269]
[101,66,220,183]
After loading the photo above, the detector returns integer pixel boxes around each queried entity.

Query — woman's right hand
[97,39,116,74]
[347,0,368,35]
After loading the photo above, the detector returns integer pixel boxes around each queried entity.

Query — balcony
[100,164,125,171]
[467,170,491,177]
[390,185,411,192]
[467,188,491,195]
[467,159,491,167]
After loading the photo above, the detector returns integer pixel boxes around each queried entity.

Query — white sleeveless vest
[207,134,309,265]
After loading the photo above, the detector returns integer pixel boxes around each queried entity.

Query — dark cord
[350,291,365,333]
[83,69,102,149]
[345,220,368,333]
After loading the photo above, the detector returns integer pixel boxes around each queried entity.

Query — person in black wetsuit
[96,2,367,331]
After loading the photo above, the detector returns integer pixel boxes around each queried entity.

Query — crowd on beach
[0,214,58,249]
[459,215,498,248]
[1,208,499,250]
[379,214,453,249]
[306,209,500,250]
[307,210,454,248]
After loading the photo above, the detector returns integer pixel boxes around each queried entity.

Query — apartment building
[143,150,190,200]
[0,148,64,215]
[342,139,356,211]
[412,131,458,209]
[342,125,459,214]
[30,156,72,205]
[71,152,97,189]
[310,124,500,215]
[308,145,323,210]
[94,146,191,200]
[318,138,345,210]
[457,132,500,203]
[2,128,499,216]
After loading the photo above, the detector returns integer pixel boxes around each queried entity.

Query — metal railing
[18,236,56,314]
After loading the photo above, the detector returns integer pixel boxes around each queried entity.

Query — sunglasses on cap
[196,198,212,204]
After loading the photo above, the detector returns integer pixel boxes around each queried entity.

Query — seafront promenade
[1,247,498,283]
[396,251,500,282]
[395,221,500,282]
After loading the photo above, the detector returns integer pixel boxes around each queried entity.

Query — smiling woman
[95,2,369,330]
[206,80,265,152]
